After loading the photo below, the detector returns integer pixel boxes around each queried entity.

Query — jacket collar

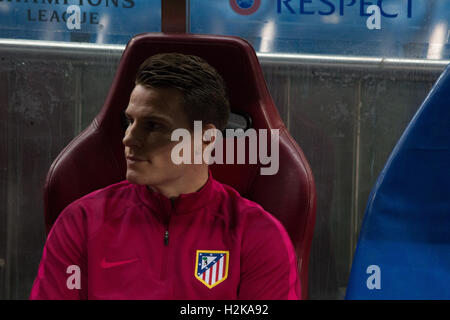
[134,170,219,216]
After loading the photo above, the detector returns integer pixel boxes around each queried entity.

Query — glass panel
[0,44,120,299]
[190,0,450,59]
[0,0,161,43]
[261,59,437,299]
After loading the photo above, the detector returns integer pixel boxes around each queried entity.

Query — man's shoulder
[214,180,293,261]
[61,180,139,218]
[48,181,141,238]
[214,180,259,209]
[78,180,135,202]
[213,179,279,225]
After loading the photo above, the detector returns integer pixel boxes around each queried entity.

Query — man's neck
[147,166,209,200]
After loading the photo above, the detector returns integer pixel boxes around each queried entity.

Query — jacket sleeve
[237,209,302,300]
[29,203,87,300]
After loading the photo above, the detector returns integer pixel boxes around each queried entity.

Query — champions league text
[5,0,135,26]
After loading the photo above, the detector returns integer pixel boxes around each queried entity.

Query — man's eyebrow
[124,111,172,124]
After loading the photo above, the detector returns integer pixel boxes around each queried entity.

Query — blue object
[346,64,450,299]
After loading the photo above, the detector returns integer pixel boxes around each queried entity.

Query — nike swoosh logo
[100,257,140,269]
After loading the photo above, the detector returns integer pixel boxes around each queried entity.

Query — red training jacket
[30,174,301,299]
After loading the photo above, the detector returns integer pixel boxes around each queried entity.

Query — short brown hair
[135,53,230,131]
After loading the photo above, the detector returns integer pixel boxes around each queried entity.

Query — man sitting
[30,53,301,299]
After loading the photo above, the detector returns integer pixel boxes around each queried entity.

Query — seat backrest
[346,64,450,299]
[44,33,316,298]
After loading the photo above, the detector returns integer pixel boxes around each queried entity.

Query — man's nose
[122,124,143,148]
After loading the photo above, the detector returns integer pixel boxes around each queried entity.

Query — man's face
[123,84,194,187]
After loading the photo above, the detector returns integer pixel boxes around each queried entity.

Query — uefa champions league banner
[0,0,160,44]
[0,0,449,58]
[191,0,450,59]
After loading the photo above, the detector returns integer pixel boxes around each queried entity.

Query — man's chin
[126,170,166,186]
[125,170,147,185]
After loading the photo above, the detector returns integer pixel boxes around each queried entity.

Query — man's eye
[123,117,163,131]
[147,122,163,131]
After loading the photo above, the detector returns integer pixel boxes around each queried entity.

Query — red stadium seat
[43,33,317,299]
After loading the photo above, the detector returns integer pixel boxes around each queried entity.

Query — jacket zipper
[160,201,173,282]
[163,199,174,246]
[164,229,169,246]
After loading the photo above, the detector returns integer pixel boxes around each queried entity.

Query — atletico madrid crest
[195,250,229,289]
